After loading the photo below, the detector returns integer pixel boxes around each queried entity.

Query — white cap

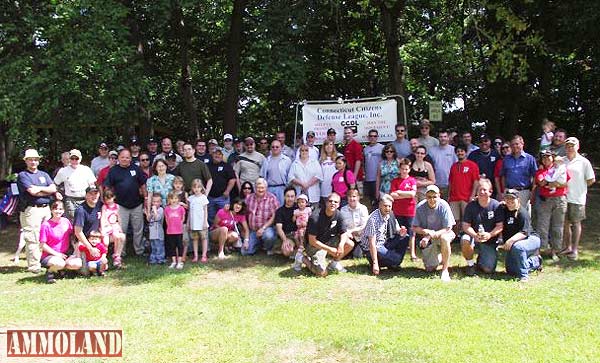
[69,149,83,160]
[296,194,309,202]
[223,133,233,141]
[23,149,41,160]
[425,185,440,194]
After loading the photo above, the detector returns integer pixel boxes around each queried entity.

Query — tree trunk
[223,0,247,135]
[378,0,406,124]
[172,0,200,139]
[0,123,13,179]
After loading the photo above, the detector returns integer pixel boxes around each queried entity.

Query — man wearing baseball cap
[17,149,59,273]
[91,142,110,176]
[294,131,319,161]
[54,149,97,221]
[412,184,456,281]
[563,137,595,260]
[222,134,235,162]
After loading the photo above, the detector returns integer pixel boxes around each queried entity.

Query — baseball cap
[327,128,336,135]
[99,142,108,149]
[208,138,218,145]
[419,119,431,128]
[504,189,519,198]
[223,133,233,141]
[540,149,555,157]
[166,151,177,159]
[296,194,309,202]
[147,137,157,144]
[245,137,255,144]
[69,149,83,160]
[306,131,316,137]
[108,150,118,157]
[425,185,440,194]
[85,185,99,194]
[130,137,139,145]
[233,137,241,143]
[479,133,491,141]
[565,137,579,145]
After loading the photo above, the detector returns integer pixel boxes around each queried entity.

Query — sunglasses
[396,129,405,133]
[502,146,510,149]
[140,158,149,162]
[385,150,394,154]
[242,187,252,190]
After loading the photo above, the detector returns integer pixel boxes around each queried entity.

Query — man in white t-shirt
[90,142,110,176]
[54,149,97,222]
[562,137,595,260]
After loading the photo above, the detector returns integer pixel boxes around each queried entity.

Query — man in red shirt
[343,126,364,188]
[448,144,480,237]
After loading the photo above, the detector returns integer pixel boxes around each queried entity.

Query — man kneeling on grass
[360,194,409,275]
[412,185,456,282]
[301,192,353,276]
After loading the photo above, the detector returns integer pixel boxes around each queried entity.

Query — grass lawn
[1,197,600,362]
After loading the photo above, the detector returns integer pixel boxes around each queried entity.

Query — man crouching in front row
[302,192,354,277]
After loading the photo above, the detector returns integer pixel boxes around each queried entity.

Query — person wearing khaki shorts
[17,149,59,273]
[412,185,456,282]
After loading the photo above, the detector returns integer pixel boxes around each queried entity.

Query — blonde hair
[172,176,185,190]
[319,140,336,163]
[191,178,206,194]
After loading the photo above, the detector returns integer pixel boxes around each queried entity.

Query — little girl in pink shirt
[100,190,125,267]
[164,191,186,270]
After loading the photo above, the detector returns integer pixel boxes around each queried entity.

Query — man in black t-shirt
[274,187,298,260]
[302,193,353,276]
[207,149,236,226]
[74,186,104,267]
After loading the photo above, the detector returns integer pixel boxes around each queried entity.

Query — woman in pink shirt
[39,201,82,283]
[210,198,250,258]
[165,191,186,269]
[331,156,356,207]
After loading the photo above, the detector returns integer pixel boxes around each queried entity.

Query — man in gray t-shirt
[429,131,457,198]
[412,185,456,281]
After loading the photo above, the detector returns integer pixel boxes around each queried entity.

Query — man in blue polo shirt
[104,149,147,257]
[501,135,537,209]
[17,149,58,273]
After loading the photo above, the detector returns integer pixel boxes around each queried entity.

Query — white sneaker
[441,270,451,282]
[292,252,303,271]
[168,262,177,269]
[176,262,184,270]
[218,252,226,260]
[327,260,347,273]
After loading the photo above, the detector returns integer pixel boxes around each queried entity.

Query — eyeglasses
[140,158,149,162]
[109,156,118,159]
[396,129,405,133]
[368,134,378,138]
[415,152,426,155]
[328,199,340,204]
[385,150,394,154]
[242,187,252,190]
[494,141,502,145]
[502,146,510,149]
[259,141,268,145]
[271,146,280,149]
[245,143,254,147]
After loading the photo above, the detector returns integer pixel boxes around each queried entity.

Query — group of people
[14,119,595,283]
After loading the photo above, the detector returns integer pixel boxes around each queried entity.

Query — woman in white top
[288,144,323,206]
[340,189,369,258]
[319,140,342,206]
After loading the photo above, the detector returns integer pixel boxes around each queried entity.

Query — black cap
[86,185,99,194]
[480,133,491,141]
[504,189,519,198]
[166,151,177,159]
[147,137,157,144]
[327,128,336,135]
[233,137,241,143]
[540,149,556,157]
[130,137,139,145]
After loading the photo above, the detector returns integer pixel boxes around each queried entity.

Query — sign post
[429,100,443,122]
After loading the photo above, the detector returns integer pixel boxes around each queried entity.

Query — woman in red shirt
[533,150,569,261]
[390,158,418,261]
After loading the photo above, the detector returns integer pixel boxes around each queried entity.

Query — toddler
[79,230,108,277]
[148,193,166,264]
[100,190,125,267]
[540,119,555,152]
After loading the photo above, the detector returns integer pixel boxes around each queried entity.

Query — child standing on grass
[172,176,190,260]
[78,230,108,277]
[148,193,165,264]
[165,191,186,269]
[100,190,125,266]
[187,179,209,263]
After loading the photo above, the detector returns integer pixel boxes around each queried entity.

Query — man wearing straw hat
[17,148,59,273]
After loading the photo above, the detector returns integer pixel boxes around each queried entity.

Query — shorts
[395,216,414,237]
[419,231,456,270]
[190,229,208,240]
[41,255,53,268]
[450,201,468,221]
[566,203,586,223]
[274,232,299,253]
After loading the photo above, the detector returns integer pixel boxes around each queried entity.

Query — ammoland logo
[6,329,122,358]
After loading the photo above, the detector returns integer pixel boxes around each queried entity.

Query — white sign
[429,100,443,122]
[302,99,398,145]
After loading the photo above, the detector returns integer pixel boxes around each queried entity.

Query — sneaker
[519,276,529,283]
[327,260,347,273]
[536,255,544,272]
[441,270,451,282]
[168,262,177,269]
[45,271,56,284]
[292,252,303,271]
[465,265,476,277]
[176,262,184,270]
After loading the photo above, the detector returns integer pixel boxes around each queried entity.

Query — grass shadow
[0,265,28,274]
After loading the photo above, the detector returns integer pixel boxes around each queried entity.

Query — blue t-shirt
[463,199,504,244]
[17,169,54,206]
[104,164,147,209]
[413,198,455,232]
[74,201,103,236]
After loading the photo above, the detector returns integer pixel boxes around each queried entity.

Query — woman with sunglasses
[376,145,400,201]
[138,152,152,178]
[493,137,504,155]
[410,145,436,202]
[493,142,512,198]
[240,181,254,200]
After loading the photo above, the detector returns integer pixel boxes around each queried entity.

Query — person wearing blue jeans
[360,194,409,275]
[498,189,543,282]
[245,226,278,255]
[241,178,280,256]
